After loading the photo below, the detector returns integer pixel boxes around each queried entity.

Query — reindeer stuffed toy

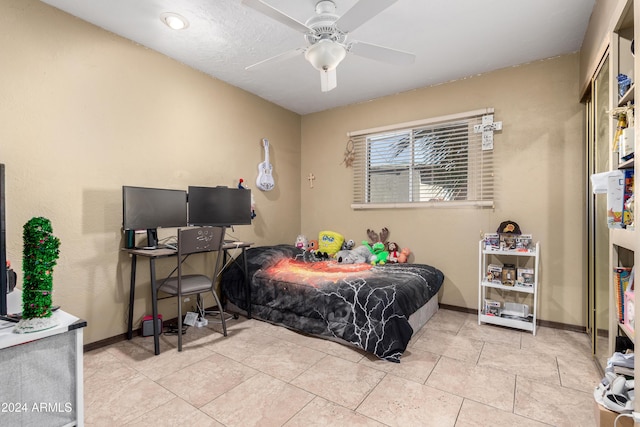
[367,228,389,246]
[363,227,390,265]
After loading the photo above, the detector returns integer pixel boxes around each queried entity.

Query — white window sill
[351,200,494,210]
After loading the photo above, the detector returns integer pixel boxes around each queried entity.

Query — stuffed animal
[334,250,351,263]
[302,249,329,262]
[386,242,400,263]
[341,239,355,250]
[367,227,389,245]
[362,240,389,265]
[306,239,330,260]
[295,235,308,250]
[398,247,411,263]
[318,230,345,256]
[336,246,374,264]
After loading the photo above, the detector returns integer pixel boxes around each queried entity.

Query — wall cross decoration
[307,173,315,188]
[473,114,502,150]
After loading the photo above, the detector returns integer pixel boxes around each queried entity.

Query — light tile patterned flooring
[84,309,602,426]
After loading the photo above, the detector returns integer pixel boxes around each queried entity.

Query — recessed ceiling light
[161,12,189,30]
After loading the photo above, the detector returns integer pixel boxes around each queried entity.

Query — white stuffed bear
[335,246,375,264]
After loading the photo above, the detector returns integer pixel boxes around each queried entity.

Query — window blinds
[349,109,495,209]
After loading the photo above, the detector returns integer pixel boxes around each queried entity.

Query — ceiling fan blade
[320,68,337,92]
[242,0,311,34]
[335,0,398,33]
[246,47,305,70]
[349,41,415,65]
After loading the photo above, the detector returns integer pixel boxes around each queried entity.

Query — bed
[220,245,444,362]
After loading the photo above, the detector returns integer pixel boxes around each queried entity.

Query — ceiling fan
[242,0,416,92]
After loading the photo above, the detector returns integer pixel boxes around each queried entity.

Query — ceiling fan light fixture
[161,12,189,30]
[305,39,346,71]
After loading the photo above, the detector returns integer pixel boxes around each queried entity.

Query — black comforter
[221,245,444,362]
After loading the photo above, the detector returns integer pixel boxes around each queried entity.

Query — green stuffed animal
[362,240,389,265]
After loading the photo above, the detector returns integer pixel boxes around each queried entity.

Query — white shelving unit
[609,188,636,351]
[478,240,540,335]
[586,0,638,422]
[606,0,636,362]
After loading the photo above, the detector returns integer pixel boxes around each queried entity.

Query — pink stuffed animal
[398,247,411,263]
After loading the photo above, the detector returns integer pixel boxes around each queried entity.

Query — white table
[0,290,86,426]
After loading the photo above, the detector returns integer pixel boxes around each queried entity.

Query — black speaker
[6,267,16,294]
[146,228,158,248]
[142,315,162,336]
[124,229,135,249]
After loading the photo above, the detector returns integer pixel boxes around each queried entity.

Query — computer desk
[124,241,252,355]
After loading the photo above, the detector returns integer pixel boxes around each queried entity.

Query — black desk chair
[158,226,228,351]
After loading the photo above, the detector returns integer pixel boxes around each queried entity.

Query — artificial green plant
[21,217,60,319]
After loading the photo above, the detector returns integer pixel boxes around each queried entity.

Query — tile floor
[84,309,603,426]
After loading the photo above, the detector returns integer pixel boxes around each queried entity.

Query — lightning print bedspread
[221,245,444,362]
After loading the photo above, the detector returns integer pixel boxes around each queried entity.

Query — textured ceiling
[40,0,596,115]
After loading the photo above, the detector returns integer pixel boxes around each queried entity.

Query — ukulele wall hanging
[256,138,275,191]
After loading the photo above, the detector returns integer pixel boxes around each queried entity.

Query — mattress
[221,245,444,362]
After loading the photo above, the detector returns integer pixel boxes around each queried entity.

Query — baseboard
[84,332,130,352]
[439,303,587,333]
[85,304,587,353]
[439,303,476,314]
[83,307,227,353]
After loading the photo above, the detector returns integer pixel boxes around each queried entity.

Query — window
[349,108,495,209]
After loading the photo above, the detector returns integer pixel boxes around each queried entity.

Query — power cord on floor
[163,324,189,336]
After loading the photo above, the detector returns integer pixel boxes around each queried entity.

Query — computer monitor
[122,186,188,247]
[188,186,252,227]
[0,164,6,315]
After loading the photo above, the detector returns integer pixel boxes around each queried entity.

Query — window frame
[348,108,495,210]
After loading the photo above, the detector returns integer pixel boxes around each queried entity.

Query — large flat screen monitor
[0,164,6,315]
[188,186,252,227]
[122,186,188,247]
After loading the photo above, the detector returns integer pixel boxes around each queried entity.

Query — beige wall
[1,0,301,344]
[301,54,586,326]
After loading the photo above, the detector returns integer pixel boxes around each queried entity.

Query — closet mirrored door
[586,54,610,372]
